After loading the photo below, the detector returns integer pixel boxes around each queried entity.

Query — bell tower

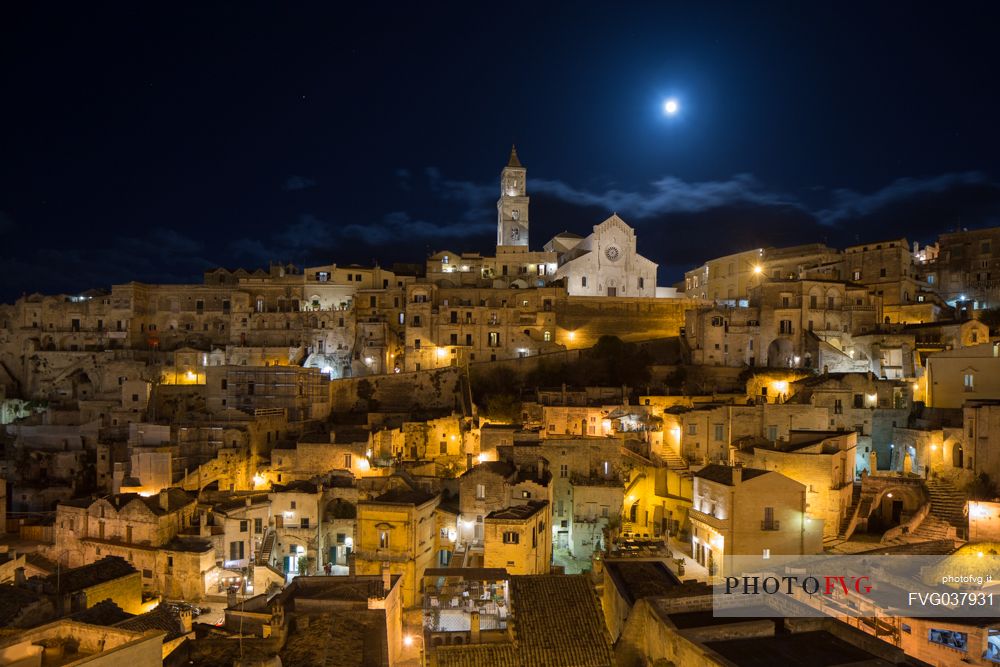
[497,145,529,250]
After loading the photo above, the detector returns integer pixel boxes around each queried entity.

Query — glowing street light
[663,98,679,115]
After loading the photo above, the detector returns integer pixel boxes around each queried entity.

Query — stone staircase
[257,529,275,566]
[656,440,689,472]
[911,514,955,541]
[921,477,967,539]
[659,450,689,471]
[837,483,863,539]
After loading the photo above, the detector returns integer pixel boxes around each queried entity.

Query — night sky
[5,2,1000,301]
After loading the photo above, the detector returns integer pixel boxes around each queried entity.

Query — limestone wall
[329,367,469,413]
[555,296,698,349]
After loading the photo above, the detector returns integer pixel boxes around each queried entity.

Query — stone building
[50,488,214,599]
[402,283,564,370]
[354,487,439,607]
[842,238,933,323]
[684,248,764,302]
[731,430,857,539]
[531,437,628,560]
[787,373,911,470]
[685,243,841,302]
[925,341,1000,408]
[661,402,830,466]
[548,214,658,298]
[688,464,822,576]
[930,225,1000,310]
[0,619,164,667]
[684,277,882,370]
[483,500,552,575]
[269,481,323,578]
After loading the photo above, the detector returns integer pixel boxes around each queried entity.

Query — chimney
[382,564,391,594]
[732,467,742,485]
[245,496,252,507]
[178,609,193,634]
[159,489,170,512]
[14,567,26,586]
[470,610,481,644]
[537,459,544,480]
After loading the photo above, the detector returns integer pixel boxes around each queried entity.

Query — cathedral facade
[494,146,658,297]
[425,146,658,297]
[545,215,658,297]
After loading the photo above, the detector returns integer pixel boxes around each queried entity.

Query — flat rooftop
[604,560,681,606]
[703,630,894,666]
[665,607,781,630]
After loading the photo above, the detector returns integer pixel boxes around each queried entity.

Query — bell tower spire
[497,145,529,250]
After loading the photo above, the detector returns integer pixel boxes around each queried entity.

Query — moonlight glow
[664,98,679,115]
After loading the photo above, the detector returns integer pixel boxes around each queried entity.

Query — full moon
[664,98,679,115]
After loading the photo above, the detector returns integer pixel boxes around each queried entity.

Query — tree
[483,394,522,423]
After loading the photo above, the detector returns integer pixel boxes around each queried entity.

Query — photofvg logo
[724,574,872,597]
[712,554,1000,619]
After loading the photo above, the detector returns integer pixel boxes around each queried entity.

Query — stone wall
[555,296,697,349]
[329,366,469,414]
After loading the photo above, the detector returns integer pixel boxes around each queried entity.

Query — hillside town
[3,147,1000,666]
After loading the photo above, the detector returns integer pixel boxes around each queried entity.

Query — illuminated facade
[689,464,822,576]
[548,214,658,298]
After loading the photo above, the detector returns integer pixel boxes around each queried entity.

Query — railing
[761,520,780,531]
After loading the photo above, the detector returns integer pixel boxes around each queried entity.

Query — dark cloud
[0,227,215,297]
[283,175,317,191]
[420,168,1000,240]
[424,167,496,222]
[815,172,998,226]
[342,211,494,246]
[531,174,802,220]
[230,214,337,266]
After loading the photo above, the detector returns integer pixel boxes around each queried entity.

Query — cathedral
[493,146,658,297]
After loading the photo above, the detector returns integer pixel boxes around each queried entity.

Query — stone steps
[926,478,967,529]
[257,530,276,566]
[912,514,955,541]
[837,483,864,539]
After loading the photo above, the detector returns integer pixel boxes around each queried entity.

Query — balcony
[761,520,780,531]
